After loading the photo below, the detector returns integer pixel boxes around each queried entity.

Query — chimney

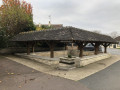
[48,21,51,27]
[48,15,51,27]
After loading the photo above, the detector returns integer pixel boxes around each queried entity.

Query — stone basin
[59,56,77,64]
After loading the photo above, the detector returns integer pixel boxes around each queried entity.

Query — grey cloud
[1,0,119,34]
[82,1,120,33]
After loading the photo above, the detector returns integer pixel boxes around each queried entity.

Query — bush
[0,30,9,48]
[68,54,72,58]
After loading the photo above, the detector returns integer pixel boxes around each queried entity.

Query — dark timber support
[78,45,80,50]
[77,42,87,57]
[32,42,35,53]
[27,42,30,55]
[104,46,107,53]
[102,43,110,53]
[65,43,68,50]
[79,45,83,57]
[47,41,55,58]
[95,45,98,55]
[50,44,54,58]
[91,43,100,55]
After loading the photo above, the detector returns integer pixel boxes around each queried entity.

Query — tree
[0,0,36,36]
[0,0,36,48]
[109,31,118,39]
[0,29,9,48]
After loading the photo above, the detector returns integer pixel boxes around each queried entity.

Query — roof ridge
[19,26,112,40]
[19,28,63,34]
[11,26,116,43]
[69,27,74,40]
[71,27,112,38]
[19,26,73,35]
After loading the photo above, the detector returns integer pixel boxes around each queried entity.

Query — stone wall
[75,53,111,67]
[35,50,95,57]
[0,47,65,54]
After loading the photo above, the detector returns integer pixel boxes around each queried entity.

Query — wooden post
[65,43,68,50]
[104,46,107,53]
[27,42,30,55]
[78,45,80,50]
[71,43,73,49]
[47,41,55,58]
[92,43,100,55]
[79,45,83,57]
[102,43,110,53]
[32,43,35,53]
[94,45,99,55]
[50,44,54,58]
[77,42,87,57]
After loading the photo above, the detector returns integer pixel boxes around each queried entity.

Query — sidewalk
[0,56,89,90]
[5,55,120,81]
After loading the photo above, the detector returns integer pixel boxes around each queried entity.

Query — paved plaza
[0,56,89,90]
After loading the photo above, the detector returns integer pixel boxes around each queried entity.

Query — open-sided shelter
[11,27,117,58]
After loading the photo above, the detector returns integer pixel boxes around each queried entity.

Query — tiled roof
[11,27,116,43]
[115,36,120,41]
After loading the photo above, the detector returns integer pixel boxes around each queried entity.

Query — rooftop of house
[36,23,63,29]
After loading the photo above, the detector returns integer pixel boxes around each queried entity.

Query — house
[109,36,120,48]
[36,21,63,31]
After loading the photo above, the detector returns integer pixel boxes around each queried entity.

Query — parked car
[67,43,102,51]
[83,43,102,51]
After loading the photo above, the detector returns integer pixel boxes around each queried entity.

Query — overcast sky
[0,0,120,34]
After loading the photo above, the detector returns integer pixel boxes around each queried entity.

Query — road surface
[0,55,89,90]
[80,48,120,90]
[105,48,120,55]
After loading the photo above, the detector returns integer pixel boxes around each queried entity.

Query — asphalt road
[0,56,89,90]
[80,48,120,90]
[105,48,120,55]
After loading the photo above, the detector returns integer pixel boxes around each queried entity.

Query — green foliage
[0,0,36,48]
[41,25,52,29]
[0,30,9,48]
[0,0,36,36]
[68,54,72,58]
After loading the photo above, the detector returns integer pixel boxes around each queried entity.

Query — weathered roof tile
[11,27,116,43]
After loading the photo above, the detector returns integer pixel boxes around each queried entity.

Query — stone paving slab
[0,55,89,90]
[16,53,59,61]
[5,54,120,81]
